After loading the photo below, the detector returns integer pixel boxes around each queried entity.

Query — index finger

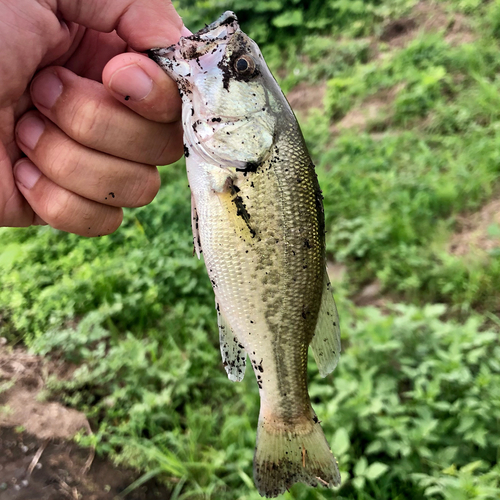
[55,0,184,49]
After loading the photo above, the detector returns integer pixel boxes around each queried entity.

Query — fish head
[149,12,289,171]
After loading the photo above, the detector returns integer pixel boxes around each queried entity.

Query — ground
[0,347,171,500]
[0,427,169,500]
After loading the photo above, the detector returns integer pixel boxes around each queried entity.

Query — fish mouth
[147,11,239,75]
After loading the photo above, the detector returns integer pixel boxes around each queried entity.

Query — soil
[449,199,500,256]
[0,347,171,500]
[379,1,474,49]
[286,82,326,118]
[0,427,170,500]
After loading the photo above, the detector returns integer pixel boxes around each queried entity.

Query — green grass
[2,1,500,499]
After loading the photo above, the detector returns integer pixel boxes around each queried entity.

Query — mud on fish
[148,11,342,498]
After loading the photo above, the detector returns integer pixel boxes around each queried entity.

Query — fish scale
[149,10,342,497]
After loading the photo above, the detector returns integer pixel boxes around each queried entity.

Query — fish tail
[253,412,341,498]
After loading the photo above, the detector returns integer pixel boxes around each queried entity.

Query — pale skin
[0,0,189,236]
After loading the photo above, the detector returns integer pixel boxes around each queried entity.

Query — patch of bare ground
[286,1,476,135]
[287,82,326,118]
[379,1,475,49]
[0,346,170,499]
[334,2,475,134]
[449,199,500,256]
[332,91,395,134]
[327,262,391,308]
[0,348,90,440]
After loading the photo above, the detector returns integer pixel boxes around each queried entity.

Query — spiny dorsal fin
[216,301,246,382]
[310,272,341,377]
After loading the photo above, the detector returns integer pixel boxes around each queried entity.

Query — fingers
[55,0,184,50]
[103,52,182,123]
[13,158,122,237]
[16,111,161,209]
[0,142,36,227]
[30,65,183,164]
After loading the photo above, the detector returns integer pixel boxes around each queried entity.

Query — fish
[148,11,342,497]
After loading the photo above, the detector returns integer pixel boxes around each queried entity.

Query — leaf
[352,476,366,490]
[354,456,368,477]
[331,428,350,456]
[365,462,390,480]
[272,10,303,27]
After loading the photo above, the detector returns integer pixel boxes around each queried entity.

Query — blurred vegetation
[2,0,500,498]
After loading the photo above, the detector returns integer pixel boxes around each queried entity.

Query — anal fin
[310,272,341,377]
[216,301,246,382]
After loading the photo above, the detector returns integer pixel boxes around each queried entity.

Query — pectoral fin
[191,194,202,259]
[310,272,341,377]
[216,301,246,382]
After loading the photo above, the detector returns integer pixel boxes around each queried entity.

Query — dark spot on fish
[211,117,222,122]
[313,415,319,424]
[184,145,190,157]
[109,192,115,198]
[124,95,130,101]
[304,239,311,249]
[228,180,257,238]
[236,161,260,173]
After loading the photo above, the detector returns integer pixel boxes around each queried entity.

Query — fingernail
[109,65,153,101]
[14,161,42,189]
[17,116,45,150]
[31,72,63,109]
[181,26,193,37]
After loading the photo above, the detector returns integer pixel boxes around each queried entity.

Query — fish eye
[234,55,255,76]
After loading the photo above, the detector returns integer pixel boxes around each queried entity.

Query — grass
[2,0,500,499]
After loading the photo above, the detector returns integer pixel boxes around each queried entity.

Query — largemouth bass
[148,11,341,497]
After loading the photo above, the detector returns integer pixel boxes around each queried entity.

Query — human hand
[0,0,186,236]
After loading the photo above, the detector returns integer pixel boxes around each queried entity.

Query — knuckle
[69,98,107,145]
[155,124,184,165]
[48,136,81,180]
[130,167,161,207]
[43,191,72,228]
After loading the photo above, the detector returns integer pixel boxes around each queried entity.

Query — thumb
[55,0,184,50]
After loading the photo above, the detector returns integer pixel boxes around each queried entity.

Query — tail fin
[253,414,340,498]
